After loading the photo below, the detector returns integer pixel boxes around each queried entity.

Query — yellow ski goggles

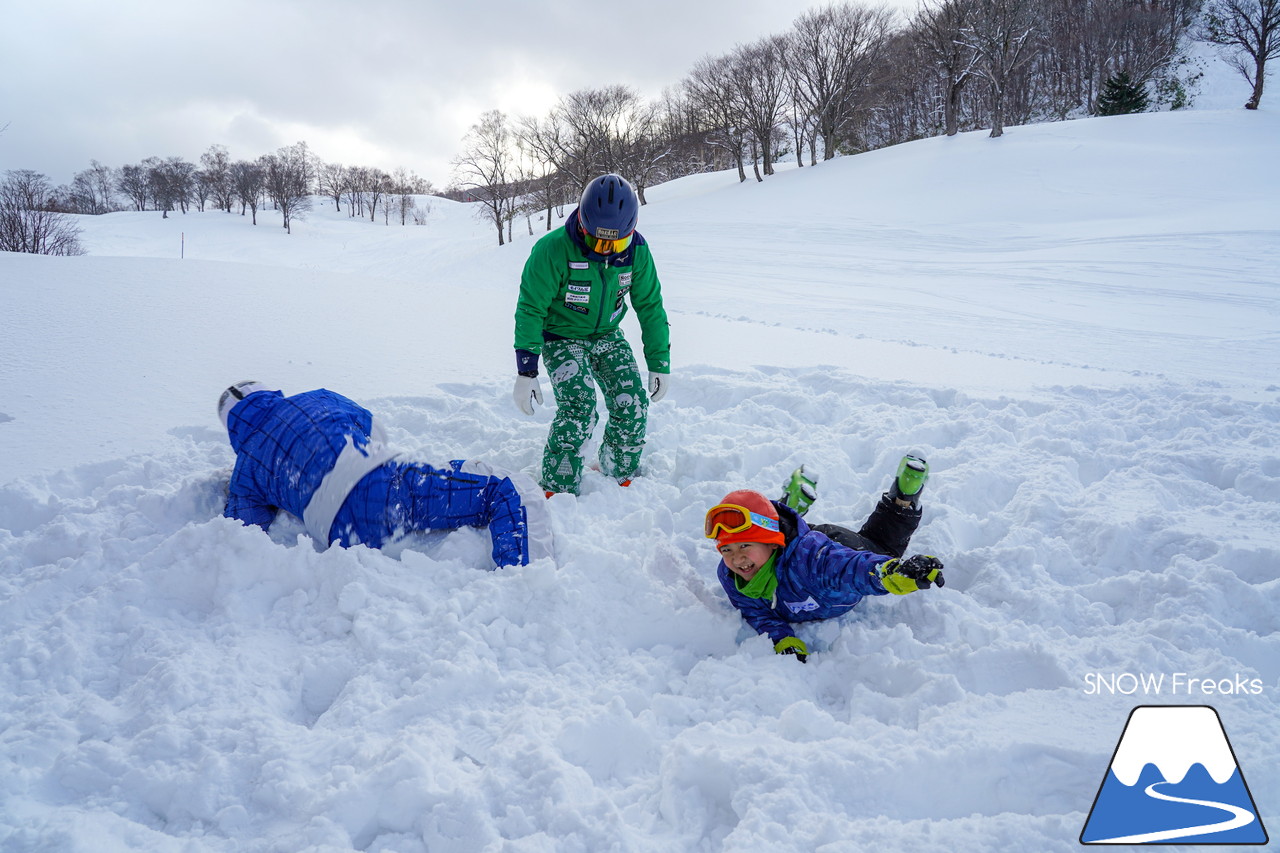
[703,503,781,539]
[582,228,633,255]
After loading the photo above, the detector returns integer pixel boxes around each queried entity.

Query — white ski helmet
[218,380,274,430]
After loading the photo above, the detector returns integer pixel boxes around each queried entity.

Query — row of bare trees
[2,135,443,255]
[50,142,437,233]
[1,170,85,255]
[317,163,435,224]
[452,0,1277,244]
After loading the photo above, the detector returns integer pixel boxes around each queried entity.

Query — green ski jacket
[514,215,670,373]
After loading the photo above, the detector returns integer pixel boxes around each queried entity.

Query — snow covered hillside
[2,104,1278,852]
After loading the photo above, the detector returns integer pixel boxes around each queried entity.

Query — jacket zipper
[591,259,609,337]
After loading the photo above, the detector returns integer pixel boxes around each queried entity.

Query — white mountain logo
[1080,705,1268,845]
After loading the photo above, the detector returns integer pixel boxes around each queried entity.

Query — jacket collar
[773,499,806,547]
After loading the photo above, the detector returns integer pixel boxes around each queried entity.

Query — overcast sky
[0,0,894,190]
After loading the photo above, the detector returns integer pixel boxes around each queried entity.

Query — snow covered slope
[1,105,1278,852]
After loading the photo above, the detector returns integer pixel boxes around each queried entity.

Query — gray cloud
[0,0,852,188]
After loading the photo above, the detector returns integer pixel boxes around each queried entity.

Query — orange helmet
[704,489,786,548]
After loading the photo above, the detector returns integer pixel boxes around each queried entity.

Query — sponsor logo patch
[784,596,820,614]
[569,261,589,270]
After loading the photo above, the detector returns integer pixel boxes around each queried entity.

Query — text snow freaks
[1083,673,1263,697]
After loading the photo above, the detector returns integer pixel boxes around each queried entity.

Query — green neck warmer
[734,552,779,601]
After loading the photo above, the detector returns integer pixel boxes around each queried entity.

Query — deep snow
[2,81,1278,851]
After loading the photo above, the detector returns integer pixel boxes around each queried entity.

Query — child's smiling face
[718,541,779,581]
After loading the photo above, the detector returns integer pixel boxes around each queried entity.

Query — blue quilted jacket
[223,388,542,567]
[225,388,374,532]
[716,501,890,645]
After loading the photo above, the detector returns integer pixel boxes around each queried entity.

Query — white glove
[648,372,670,403]
[513,375,543,415]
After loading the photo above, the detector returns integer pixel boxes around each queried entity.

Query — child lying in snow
[705,457,944,662]
[218,381,553,568]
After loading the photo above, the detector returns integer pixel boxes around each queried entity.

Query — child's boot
[780,465,818,516]
[889,455,928,508]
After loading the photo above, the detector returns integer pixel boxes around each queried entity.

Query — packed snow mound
[2,105,1278,851]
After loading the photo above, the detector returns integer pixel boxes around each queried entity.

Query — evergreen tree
[1097,72,1151,115]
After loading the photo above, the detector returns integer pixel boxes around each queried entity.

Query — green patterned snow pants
[540,329,648,494]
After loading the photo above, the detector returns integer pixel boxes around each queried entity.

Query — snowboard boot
[889,455,928,508]
[780,465,818,516]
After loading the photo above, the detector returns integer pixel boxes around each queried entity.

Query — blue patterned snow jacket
[224,388,547,567]
[716,501,890,646]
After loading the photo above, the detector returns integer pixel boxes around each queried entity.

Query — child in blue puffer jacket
[705,458,944,662]
[219,381,554,568]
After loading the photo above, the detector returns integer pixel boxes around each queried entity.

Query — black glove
[878,555,945,595]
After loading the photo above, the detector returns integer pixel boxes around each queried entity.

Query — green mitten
[774,636,809,662]
[878,555,945,595]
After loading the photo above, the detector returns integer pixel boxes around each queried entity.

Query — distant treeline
[44,142,439,232]
[3,0,1276,253]
[450,0,1274,244]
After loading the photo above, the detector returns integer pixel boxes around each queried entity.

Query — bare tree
[556,86,631,179]
[961,0,1039,136]
[146,156,196,217]
[615,97,670,203]
[867,28,941,146]
[685,53,751,181]
[200,144,235,212]
[730,35,791,179]
[261,141,315,234]
[194,170,215,211]
[452,109,518,245]
[411,196,433,225]
[230,160,264,224]
[1197,0,1280,108]
[389,167,429,226]
[65,160,120,215]
[146,157,176,217]
[653,85,732,176]
[0,170,85,255]
[789,2,896,158]
[516,112,576,229]
[316,162,349,212]
[342,166,373,218]
[343,166,367,217]
[366,169,391,222]
[117,163,150,211]
[916,0,981,136]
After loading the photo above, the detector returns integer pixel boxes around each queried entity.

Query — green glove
[774,636,808,663]
[878,555,945,595]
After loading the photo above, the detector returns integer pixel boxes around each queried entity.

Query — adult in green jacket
[513,174,671,495]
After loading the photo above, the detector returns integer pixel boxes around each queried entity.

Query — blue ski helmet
[578,174,639,241]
